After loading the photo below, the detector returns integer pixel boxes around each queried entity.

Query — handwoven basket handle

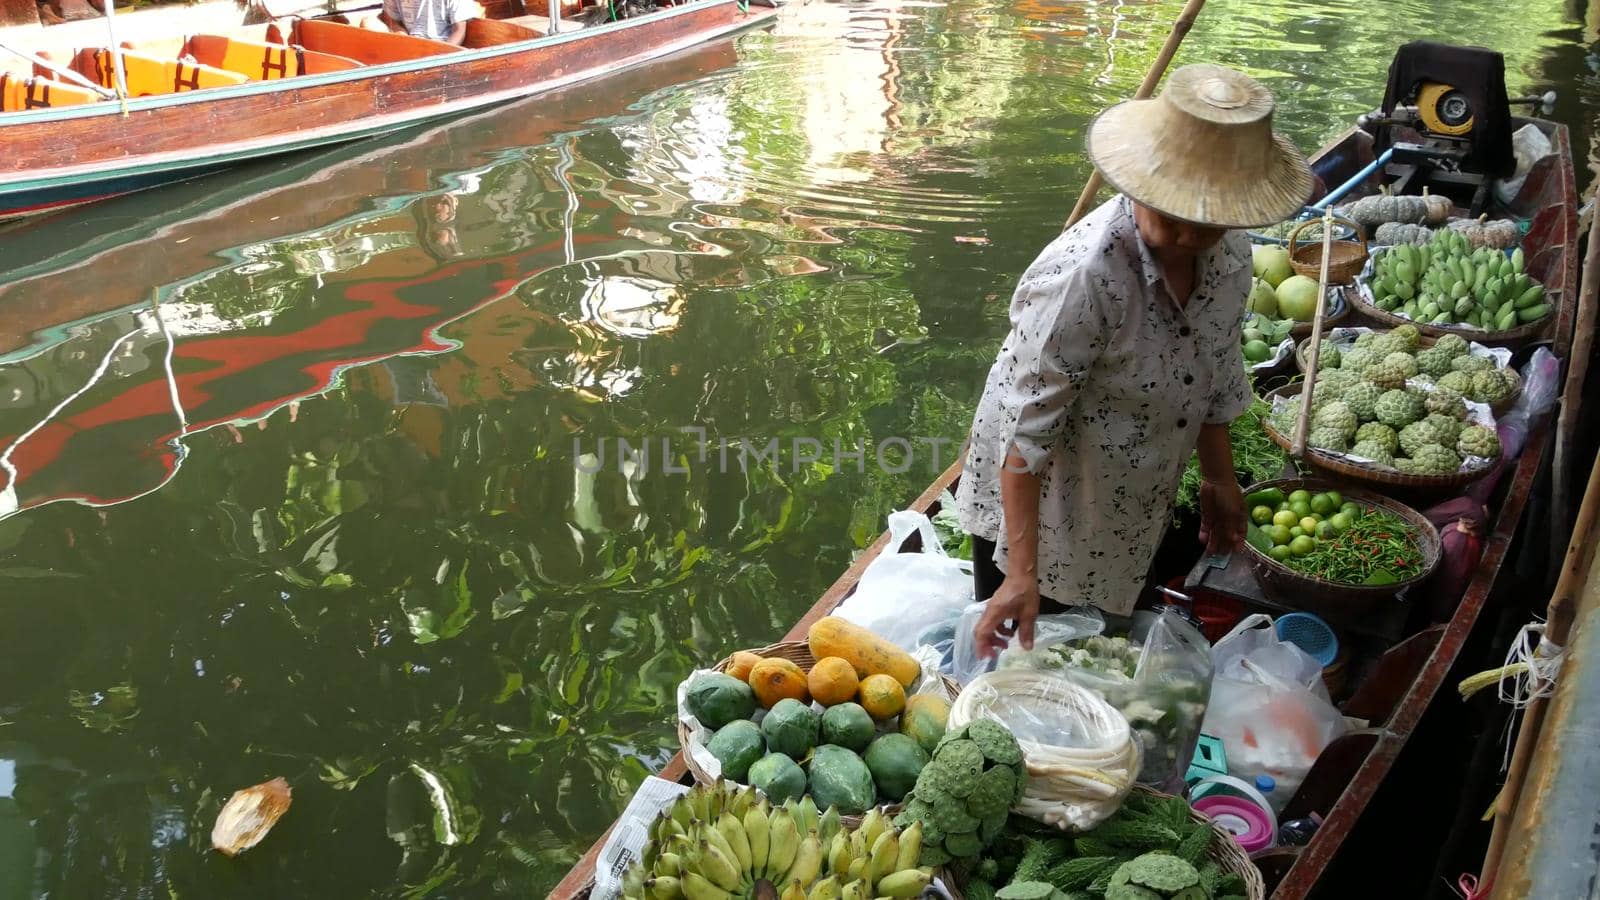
[1288,213,1366,260]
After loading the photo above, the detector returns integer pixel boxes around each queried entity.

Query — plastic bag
[949,669,1139,831]
[950,601,1105,685]
[833,510,974,651]
[1201,615,1348,813]
[1496,123,1553,205]
[1002,608,1213,792]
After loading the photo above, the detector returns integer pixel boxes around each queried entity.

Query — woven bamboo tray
[1238,477,1440,613]
[1291,331,1522,416]
[1347,275,1552,348]
[1261,384,1496,492]
[941,785,1266,900]
[678,640,962,822]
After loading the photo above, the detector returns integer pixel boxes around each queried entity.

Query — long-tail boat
[0,0,777,219]
[548,78,1580,900]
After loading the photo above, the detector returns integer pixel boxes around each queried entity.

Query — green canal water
[0,0,1594,895]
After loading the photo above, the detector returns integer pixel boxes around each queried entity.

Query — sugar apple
[1312,341,1342,370]
[1458,424,1502,459]
[1309,427,1351,453]
[1393,457,1420,474]
[1369,333,1405,358]
[1356,421,1400,453]
[1434,333,1469,357]
[1400,420,1449,456]
[1452,354,1494,375]
[1353,331,1378,349]
[1424,413,1463,446]
[1341,346,1378,372]
[1424,387,1469,420]
[1437,370,1474,394]
[1270,398,1303,434]
[1374,389,1425,428]
[1470,368,1516,405]
[1364,359,1409,391]
[1342,381,1383,420]
[1383,351,1420,378]
[1392,323,1423,351]
[1313,400,1359,439]
[1412,443,1462,474]
[1350,439,1396,468]
[1414,345,1455,377]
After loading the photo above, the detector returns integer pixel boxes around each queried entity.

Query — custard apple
[1343,382,1382,420]
[1353,331,1378,349]
[1369,333,1405,358]
[1356,421,1400,454]
[1312,341,1342,370]
[1470,369,1516,405]
[1309,427,1351,453]
[1350,440,1396,468]
[1458,424,1502,459]
[1424,387,1468,420]
[1452,354,1494,375]
[1393,457,1420,474]
[1400,420,1449,456]
[1392,323,1423,351]
[1271,398,1304,434]
[1313,401,1359,439]
[1424,413,1463,446]
[1434,333,1469,357]
[1415,345,1455,377]
[1374,389,1425,428]
[1341,346,1378,372]
[1437,370,1474,394]
[1412,443,1462,474]
[1364,360,1409,391]
[1383,351,1420,378]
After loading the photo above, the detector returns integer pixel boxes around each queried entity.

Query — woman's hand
[1198,477,1246,554]
[974,574,1041,659]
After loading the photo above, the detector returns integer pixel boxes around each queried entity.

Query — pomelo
[1247,277,1280,316]
[1252,244,1294,287]
[1276,275,1321,321]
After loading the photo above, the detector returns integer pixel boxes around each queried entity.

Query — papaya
[898,694,950,754]
[749,657,810,708]
[807,656,860,707]
[806,617,921,688]
[820,703,876,753]
[725,650,763,682]
[858,673,906,722]
[863,733,928,802]
[706,720,764,783]
[807,745,876,816]
[748,753,806,804]
[685,672,756,729]
[761,698,819,759]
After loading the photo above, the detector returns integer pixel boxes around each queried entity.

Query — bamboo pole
[1550,174,1600,576]
[1063,0,1208,230]
[1482,440,1600,894]
[1292,212,1337,456]
[99,0,131,115]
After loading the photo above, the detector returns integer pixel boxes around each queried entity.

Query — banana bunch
[1369,230,1548,331]
[622,782,934,900]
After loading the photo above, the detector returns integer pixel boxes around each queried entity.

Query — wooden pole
[1292,213,1337,456]
[99,0,131,115]
[1481,440,1600,893]
[1550,170,1600,575]
[1063,0,1209,230]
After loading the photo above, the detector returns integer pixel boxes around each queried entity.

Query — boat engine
[1359,41,1554,215]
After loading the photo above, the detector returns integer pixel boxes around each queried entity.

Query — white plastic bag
[833,510,974,651]
[1201,615,1348,812]
[950,602,1105,685]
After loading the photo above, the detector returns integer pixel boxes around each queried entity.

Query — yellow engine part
[1417,81,1474,137]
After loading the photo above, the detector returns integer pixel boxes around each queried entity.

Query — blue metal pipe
[1310,148,1395,211]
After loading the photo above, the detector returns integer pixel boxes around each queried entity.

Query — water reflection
[0,0,1594,895]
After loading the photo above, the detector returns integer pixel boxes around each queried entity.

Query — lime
[1289,489,1312,505]
[1268,545,1293,562]
[1315,520,1338,540]
[1340,502,1361,519]
[1272,510,1299,529]
[1252,505,1275,526]
[1267,524,1292,546]
[1298,516,1318,533]
[1326,491,1344,508]
[1289,526,1305,539]
[1243,340,1272,363]
[1310,494,1336,516]
[1290,535,1315,557]
[1330,512,1353,533]
[1289,500,1312,518]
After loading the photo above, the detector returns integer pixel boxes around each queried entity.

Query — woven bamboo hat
[1086,64,1314,229]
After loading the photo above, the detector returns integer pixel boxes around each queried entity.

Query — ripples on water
[0,0,1593,894]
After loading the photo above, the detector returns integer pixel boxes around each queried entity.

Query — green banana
[716,813,752,875]
[682,872,732,900]
[696,840,742,893]
[648,875,685,900]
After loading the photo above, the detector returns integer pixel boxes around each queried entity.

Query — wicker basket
[1291,331,1523,416]
[1286,286,1351,340]
[678,641,962,822]
[1238,477,1441,613]
[1347,277,1553,349]
[1289,215,1368,284]
[1261,383,1497,492]
[941,785,1266,900]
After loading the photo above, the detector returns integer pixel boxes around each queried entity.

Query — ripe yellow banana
[875,869,932,899]
[867,831,898,888]
[682,871,731,900]
[786,834,823,886]
[859,810,885,850]
[779,880,807,900]
[659,852,684,877]
[701,824,739,877]
[840,877,869,900]
[716,813,752,875]
[696,840,742,893]
[743,805,770,876]
[826,831,850,876]
[845,857,866,884]
[893,823,921,874]
[765,808,800,881]
[806,875,840,900]
[647,875,684,900]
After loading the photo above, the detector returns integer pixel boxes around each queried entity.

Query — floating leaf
[211,777,292,857]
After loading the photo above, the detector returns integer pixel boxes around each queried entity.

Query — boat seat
[462,16,544,46]
[0,72,100,111]
[91,49,249,96]
[187,34,304,80]
[290,19,459,64]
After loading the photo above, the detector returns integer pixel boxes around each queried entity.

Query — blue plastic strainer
[1276,612,1339,666]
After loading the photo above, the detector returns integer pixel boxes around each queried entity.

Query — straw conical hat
[1086,64,1314,229]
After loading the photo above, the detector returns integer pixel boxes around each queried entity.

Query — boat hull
[0,0,776,220]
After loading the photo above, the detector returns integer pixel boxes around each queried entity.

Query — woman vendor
[957,64,1315,656]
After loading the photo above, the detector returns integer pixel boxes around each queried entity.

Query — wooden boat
[0,0,777,219]
[548,112,1579,897]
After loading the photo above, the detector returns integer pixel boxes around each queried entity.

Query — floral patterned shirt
[955,195,1253,615]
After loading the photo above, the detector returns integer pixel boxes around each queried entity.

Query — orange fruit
[858,673,906,722]
[807,657,860,707]
[725,651,763,682]
[749,657,809,708]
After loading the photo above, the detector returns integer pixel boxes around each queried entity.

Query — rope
[1458,622,1565,704]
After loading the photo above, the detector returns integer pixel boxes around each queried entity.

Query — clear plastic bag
[1201,615,1349,813]
[1005,608,1213,792]
[950,602,1105,685]
[833,510,974,651]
